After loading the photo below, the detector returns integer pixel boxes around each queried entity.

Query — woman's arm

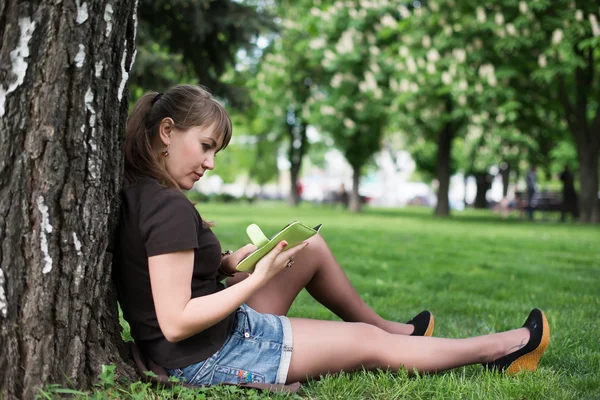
[149,240,308,342]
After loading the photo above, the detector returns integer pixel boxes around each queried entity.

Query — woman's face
[163,123,223,190]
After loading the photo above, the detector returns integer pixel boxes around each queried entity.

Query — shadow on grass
[361,206,569,226]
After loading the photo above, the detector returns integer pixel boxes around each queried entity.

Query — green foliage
[132,0,276,105]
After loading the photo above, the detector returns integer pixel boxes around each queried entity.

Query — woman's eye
[202,143,211,151]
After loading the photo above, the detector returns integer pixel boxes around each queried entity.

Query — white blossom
[444,25,453,36]
[426,63,436,74]
[538,54,547,67]
[506,23,517,36]
[321,105,336,116]
[309,38,326,50]
[458,95,467,106]
[410,82,419,93]
[442,71,452,85]
[422,35,431,48]
[475,83,483,93]
[400,79,410,92]
[310,7,321,17]
[381,14,396,28]
[495,13,504,25]
[590,14,600,37]
[406,57,417,73]
[370,62,381,74]
[449,63,457,77]
[519,1,528,14]
[343,118,356,129]
[496,113,506,123]
[552,29,564,44]
[488,75,497,87]
[497,27,506,38]
[453,48,466,63]
[476,7,486,23]
[370,45,380,56]
[398,5,410,18]
[336,29,355,53]
[331,74,343,88]
[426,48,440,63]
[575,10,584,21]
[399,46,409,57]
[429,1,440,12]
[458,79,468,91]
[355,102,365,111]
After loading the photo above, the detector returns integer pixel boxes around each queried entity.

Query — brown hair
[124,85,232,187]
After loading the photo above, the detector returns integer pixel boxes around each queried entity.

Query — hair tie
[152,92,163,105]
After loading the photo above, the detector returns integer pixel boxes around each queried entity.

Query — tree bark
[473,172,491,209]
[0,1,138,398]
[434,122,454,216]
[349,164,362,212]
[500,163,510,198]
[576,138,599,223]
[287,119,308,206]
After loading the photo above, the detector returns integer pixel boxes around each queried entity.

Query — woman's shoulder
[123,176,195,213]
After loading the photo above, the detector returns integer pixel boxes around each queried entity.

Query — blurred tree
[495,1,600,222]
[304,1,394,212]
[250,0,320,206]
[133,0,275,106]
[0,1,138,398]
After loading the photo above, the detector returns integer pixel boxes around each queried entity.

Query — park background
[0,0,599,399]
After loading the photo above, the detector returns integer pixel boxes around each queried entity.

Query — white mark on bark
[84,87,99,179]
[76,1,88,24]
[0,18,36,117]
[72,232,82,253]
[74,44,85,68]
[104,3,114,38]
[72,232,84,292]
[130,49,137,72]
[80,124,85,133]
[132,0,139,42]
[37,196,54,274]
[0,267,7,318]
[95,60,104,78]
[117,42,129,102]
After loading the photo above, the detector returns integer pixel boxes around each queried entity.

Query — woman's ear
[158,117,175,146]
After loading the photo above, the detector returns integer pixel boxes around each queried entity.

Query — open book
[235,221,322,273]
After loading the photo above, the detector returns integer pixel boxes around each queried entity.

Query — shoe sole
[507,310,550,375]
[424,314,435,337]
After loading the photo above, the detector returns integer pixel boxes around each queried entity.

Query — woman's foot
[484,309,550,375]
[406,310,435,337]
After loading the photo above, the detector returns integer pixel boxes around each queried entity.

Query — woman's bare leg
[286,318,530,383]
[228,234,414,334]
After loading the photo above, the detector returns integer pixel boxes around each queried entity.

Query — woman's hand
[251,240,309,284]
[220,244,258,275]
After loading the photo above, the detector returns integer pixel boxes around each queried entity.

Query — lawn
[47,203,600,399]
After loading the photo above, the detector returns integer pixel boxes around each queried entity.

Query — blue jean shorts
[167,304,293,385]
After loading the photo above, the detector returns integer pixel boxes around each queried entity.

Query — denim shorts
[167,304,293,385]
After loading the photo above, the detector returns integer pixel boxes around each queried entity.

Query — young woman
[113,85,550,387]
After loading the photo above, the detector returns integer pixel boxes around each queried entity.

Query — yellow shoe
[484,308,550,375]
[406,310,435,337]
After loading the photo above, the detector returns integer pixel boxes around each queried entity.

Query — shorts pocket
[211,365,266,384]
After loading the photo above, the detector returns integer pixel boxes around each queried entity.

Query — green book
[235,221,322,273]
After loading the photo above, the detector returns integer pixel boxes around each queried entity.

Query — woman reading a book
[114,85,550,387]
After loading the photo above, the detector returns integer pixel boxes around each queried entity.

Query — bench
[515,191,564,212]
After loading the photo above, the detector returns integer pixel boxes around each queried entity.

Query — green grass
[43,203,600,399]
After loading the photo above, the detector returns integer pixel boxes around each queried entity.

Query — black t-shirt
[113,176,234,369]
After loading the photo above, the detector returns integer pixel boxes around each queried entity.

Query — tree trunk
[349,164,362,212]
[287,119,308,206]
[474,172,490,209]
[576,141,599,223]
[0,1,138,398]
[500,163,510,198]
[434,122,454,216]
